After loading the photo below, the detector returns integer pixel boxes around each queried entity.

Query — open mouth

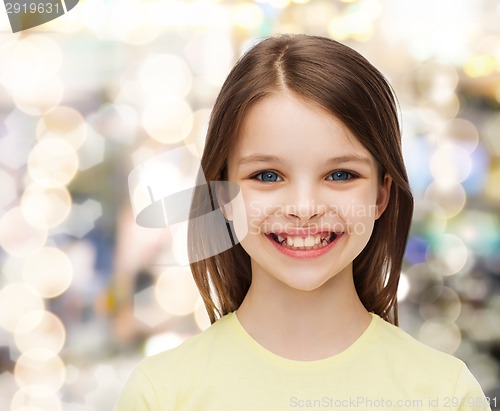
[266,232,340,250]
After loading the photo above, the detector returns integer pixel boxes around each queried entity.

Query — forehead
[229,92,375,165]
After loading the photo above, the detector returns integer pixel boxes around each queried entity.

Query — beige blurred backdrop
[0,0,499,409]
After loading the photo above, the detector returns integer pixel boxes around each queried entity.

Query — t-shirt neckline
[228,311,380,368]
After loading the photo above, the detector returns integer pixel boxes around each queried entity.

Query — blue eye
[328,171,354,181]
[254,171,281,182]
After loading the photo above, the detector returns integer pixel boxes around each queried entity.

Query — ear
[375,174,392,220]
[215,182,233,221]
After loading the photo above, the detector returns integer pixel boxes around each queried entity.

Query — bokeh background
[0,0,499,409]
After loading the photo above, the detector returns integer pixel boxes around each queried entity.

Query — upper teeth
[276,234,328,247]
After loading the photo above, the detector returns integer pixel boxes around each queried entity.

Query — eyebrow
[237,153,372,167]
[237,154,283,166]
[323,154,372,167]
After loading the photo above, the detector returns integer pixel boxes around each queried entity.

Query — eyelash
[250,170,283,183]
[250,170,359,183]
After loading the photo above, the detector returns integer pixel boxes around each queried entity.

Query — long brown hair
[188,34,413,325]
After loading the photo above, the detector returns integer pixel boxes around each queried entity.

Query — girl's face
[225,92,391,292]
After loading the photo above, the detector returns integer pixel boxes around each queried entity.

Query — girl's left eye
[327,170,356,181]
[253,171,282,183]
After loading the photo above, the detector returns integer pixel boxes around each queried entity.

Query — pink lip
[266,233,344,259]
[266,227,339,237]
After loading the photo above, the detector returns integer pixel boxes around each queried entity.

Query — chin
[266,264,350,293]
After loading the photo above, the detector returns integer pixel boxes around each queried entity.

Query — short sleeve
[454,362,492,411]
[113,365,162,411]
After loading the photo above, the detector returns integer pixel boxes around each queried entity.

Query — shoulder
[114,313,236,411]
[369,314,488,403]
[370,313,464,370]
[137,312,235,380]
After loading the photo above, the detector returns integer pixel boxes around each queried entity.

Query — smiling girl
[114,35,491,411]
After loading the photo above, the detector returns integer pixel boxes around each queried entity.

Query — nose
[284,184,326,223]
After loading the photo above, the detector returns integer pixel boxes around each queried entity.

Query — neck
[236,265,371,361]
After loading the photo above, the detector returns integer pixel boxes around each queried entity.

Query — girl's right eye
[252,171,282,183]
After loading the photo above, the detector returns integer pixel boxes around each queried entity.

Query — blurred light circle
[133,284,172,328]
[461,309,500,343]
[0,39,37,91]
[139,54,192,99]
[65,364,80,385]
[418,285,461,323]
[327,16,352,41]
[418,107,447,128]
[458,277,488,302]
[27,138,79,188]
[405,235,428,265]
[327,1,378,41]
[426,94,460,121]
[488,293,500,316]
[0,168,17,210]
[11,386,62,411]
[110,0,161,45]
[415,61,458,102]
[87,103,139,145]
[155,266,199,316]
[231,3,265,29]
[170,225,189,266]
[22,247,73,299]
[184,33,234,87]
[142,98,193,144]
[130,160,184,219]
[424,182,466,218]
[114,79,143,107]
[452,210,499,256]
[2,255,25,283]
[21,184,72,229]
[418,319,461,354]
[0,207,47,257]
[483,112,500,156]
[14,349,66,393]
[263,0,290,7]
[185,108,211,157]
[397,273,410,301]
[194,298,211,331]
[13,77,64,116]
[463,142,489,196]
[428,233,469,275]
[0,35,61,93]
[144,332,185,357]
[36,106,87,149]
[430,143,471,185]
[464,54,496,77]
[404,263,443,303]
[412,200,447,237]
[438,118,479,153]
[27,35,63,76]
[14,310,66,355]
[0,283,44,332]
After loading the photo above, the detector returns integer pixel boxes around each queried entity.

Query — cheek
[332,190,378,234]
[233,192,288,241]
[227,188,250,242]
